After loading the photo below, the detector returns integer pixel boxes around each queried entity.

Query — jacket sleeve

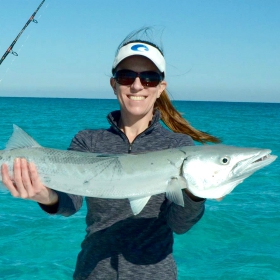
[166,192,205,234]
[39,191,83,217]
[38,130,94,216]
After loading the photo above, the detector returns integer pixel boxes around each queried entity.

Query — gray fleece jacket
[40,110,205,280]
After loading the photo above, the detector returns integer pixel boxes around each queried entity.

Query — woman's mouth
[128,95,146,101]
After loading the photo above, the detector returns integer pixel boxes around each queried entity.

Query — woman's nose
[131,77,144,90]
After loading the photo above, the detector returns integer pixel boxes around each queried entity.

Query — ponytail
[154,90,221,144]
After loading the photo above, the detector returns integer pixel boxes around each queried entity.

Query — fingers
[17,158,45,198]
[13,158,29,198]
[29,162,42,193]
[1,163,20,197]
[2,159,57,205]
[2,158,40,199]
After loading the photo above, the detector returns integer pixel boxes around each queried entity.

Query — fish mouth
[251,150,276,165]
[237,150,277,175]
[254,155,269,162]
[226,150,277,188]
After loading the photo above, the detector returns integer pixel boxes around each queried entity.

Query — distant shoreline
[0,96,279,104]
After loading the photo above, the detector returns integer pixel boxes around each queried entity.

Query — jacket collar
[107,109,161,135]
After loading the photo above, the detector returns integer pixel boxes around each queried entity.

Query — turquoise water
[0,97,279,280]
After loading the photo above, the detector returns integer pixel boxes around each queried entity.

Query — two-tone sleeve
[39,130,95,216]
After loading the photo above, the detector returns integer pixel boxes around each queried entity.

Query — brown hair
[154,90,221,144]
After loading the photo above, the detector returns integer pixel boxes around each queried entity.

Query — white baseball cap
[112,42,166,76]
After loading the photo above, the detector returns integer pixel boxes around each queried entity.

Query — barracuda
[0,125,277,214]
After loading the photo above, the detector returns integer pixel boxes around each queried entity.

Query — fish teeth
[254,155,268,163]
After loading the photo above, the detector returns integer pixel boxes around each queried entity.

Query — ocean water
[0,97,279,280]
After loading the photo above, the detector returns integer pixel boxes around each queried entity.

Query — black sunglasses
[113,69,163,87]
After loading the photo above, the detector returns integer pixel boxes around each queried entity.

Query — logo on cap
[131,44,149,52]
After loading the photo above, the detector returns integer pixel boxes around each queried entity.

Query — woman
[1,28,220,279]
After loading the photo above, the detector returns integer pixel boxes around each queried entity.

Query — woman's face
[110,55,166,120]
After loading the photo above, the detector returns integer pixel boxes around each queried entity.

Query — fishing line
[0,0,49,85]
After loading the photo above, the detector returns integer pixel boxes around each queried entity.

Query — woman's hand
[1,158,58,206]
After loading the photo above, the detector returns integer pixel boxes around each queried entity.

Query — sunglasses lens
[140,71,162,87]
[115,70,136,85]
[114,70,162,87]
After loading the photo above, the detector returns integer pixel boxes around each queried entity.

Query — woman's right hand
[1,158,58,206]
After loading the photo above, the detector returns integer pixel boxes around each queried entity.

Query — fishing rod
[0,0,45,66]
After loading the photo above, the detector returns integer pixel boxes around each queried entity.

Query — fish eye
[220,156,230,165]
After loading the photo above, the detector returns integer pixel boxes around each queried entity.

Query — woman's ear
[110,77,117,95]
[157,80,167,98]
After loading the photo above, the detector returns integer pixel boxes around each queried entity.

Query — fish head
[181,145,277,199]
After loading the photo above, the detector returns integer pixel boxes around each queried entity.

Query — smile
[128,95,146,101]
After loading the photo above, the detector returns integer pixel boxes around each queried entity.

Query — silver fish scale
[24,148,123,181]
[41,148,120,165]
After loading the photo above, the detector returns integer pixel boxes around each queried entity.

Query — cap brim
[112,42,165,74]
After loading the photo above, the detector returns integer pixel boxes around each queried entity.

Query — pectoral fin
[166,177,185,207]
[129,196,151,215]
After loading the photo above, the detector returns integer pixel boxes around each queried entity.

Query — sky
[0,0,279,103]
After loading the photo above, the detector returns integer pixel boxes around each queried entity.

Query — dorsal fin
[5,125,42,150]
